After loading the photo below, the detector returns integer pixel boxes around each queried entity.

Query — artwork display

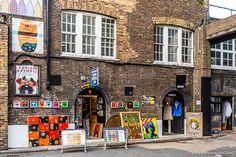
[133,101,139,108]
[142,118,158,139]
[15,65,39,96]
[38,100,46,108]
[93,123,103,138]
[12,18,44,53]
[186,112,203,137]
[45,100,52,108]
[28,115,69,147]
[21,100,29,108]
[53,101,60,109]
[13,100,69,109]
[111,102,117,109]
[120,112,143,139]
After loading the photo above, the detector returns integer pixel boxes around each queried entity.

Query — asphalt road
[2,133,236,157]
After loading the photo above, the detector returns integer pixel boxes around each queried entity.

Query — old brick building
[0,0,235,150]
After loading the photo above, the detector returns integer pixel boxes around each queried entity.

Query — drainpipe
[46,0,51,90]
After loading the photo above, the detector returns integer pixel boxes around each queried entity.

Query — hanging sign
[15,65,39,96]
[91,67,99,86]
[186,112,203,137]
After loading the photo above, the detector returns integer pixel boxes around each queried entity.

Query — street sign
[91,67,99,86]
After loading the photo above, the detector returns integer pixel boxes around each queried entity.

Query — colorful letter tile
[13,100,21,108]
[61,101,69,109]
[111,102,117,109]
[45,100,52,108]
[22,100,29,108]
[53,101,60,109]
[30,101,38,108]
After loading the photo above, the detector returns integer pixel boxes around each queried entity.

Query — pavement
[0,133,227,155]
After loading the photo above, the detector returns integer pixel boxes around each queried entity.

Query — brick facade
[0,23,8,150]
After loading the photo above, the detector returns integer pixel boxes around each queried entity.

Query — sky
[209,0,236,19]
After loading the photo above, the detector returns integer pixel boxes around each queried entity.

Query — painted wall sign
[91,67,99,86]
[12,18,44,53]
[120,112,143,139]
[186,112,203,137]
[15,65,39,96]
[0,0,43,18]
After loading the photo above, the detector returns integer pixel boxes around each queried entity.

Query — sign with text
[15,65,39,96]
[91,67,99,86]
[61,129,86,145]
[186,112,203,137]
[103,127,128,149]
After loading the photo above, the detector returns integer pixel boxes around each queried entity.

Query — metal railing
[209,4,236,18]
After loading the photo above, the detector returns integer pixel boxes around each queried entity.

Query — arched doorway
[72,83,110,139]
[161,88,188,135]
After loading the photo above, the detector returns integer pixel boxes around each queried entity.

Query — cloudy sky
[209,0,236,18]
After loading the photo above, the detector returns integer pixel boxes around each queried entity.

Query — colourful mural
[12,18,44,53]
[0,0,43,17]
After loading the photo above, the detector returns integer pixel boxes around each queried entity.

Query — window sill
[60,53,119,61]
[153,61,194,68]
[211,65,236,71]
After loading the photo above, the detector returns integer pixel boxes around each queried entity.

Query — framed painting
[120,112,143,139]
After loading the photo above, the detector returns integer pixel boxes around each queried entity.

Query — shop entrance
[211,96,233,133]
[162,91,185,135]
[75,88,106,139]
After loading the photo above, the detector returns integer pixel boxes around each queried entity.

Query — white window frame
[154,26,193,67]
[61,11,117,60]
[211,39,236,70]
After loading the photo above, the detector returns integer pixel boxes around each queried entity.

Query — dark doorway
[162,91,185,135]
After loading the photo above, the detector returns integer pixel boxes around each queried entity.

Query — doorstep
[0,133,227,154]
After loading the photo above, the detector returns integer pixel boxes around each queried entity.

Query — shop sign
[61,130,86,145]
[111,102,117,109]
[186,112,203,137]
[91,67,99,86]
[15,65,39,96]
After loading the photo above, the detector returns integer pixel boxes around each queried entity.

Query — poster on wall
[15,65,39,96]
[12,18,44,53]
[186,112,203,137]
[142,118,158,139]
[120,112,143,139]
[0,0,43,18]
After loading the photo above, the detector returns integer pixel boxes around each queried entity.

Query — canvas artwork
[142,118,158,139]
[28,115,69,147]
[93,123,103,138]
[120,112,143,139]
[0,0,43,17]
[22,100,29,108]
[45,100,52,108]
[38,100,46,108]
[12,18,44,53]
[15,65,39,95]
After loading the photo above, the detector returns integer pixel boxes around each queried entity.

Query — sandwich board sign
[61,129,86,152]
[103,127,128,149]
